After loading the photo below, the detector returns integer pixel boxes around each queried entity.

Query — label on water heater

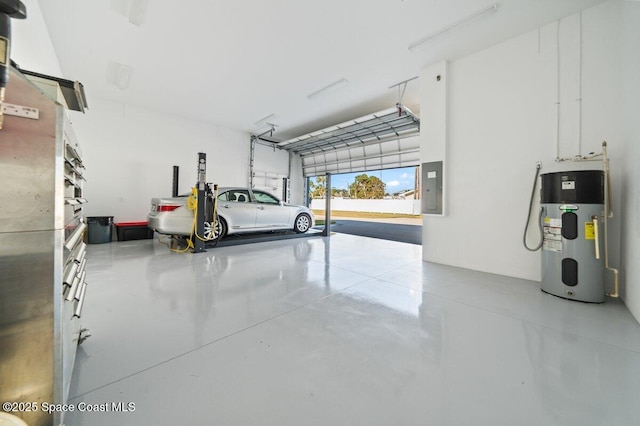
[562,181,576,190]
[545,218,562,227]
[584,222,595,240]
[543,218,563,252]
[543,235,562,252]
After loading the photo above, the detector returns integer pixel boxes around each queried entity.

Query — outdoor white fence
[310,198,421,215]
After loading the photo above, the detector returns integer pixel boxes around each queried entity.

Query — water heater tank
[540,170,605,303]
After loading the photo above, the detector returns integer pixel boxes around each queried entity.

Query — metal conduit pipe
[577,12,583,156]
[555,19,561,161]
[602,141,619,298]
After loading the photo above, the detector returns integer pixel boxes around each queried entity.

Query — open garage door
[301,135,420,176]
[278,106,420,177]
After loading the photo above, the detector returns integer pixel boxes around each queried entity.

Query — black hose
[523,164,544,251]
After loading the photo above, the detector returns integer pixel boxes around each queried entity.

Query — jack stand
[193,152,207,253]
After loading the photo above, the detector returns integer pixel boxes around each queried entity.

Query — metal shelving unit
[0,67,88,426]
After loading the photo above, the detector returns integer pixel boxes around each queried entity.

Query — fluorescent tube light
[408,3,500,53]
[307,78,349,100]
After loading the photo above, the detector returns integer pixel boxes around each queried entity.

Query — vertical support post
[249,136,256,188]
[322,172,331,237]
[286,150,293,203]
[172,165,179,197]
[304,176,310,207]
[193,152,207,253]
[414,165,420,200]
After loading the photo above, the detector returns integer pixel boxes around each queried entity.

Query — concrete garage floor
[65,234,640,426]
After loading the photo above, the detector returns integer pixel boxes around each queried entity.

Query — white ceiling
[37,0,605,140]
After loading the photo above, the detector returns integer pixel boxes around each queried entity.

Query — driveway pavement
[320,217,422,245]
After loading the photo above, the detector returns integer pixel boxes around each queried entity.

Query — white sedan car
[148,187,314,239]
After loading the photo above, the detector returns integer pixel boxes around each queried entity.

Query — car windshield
[253,191,280,204]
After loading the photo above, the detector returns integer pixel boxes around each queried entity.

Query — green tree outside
[348,174,385,199]
[310,173,387,199]
[309,175,326,198]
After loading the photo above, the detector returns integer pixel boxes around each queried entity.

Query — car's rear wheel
[293,213,311,233]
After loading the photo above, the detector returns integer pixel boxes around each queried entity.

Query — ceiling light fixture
[408,3,500,53]
[116,64,133,90]
[307,78,349,100]
[128,0,149,26]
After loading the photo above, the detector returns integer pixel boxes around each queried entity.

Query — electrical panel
[422,161,443,215]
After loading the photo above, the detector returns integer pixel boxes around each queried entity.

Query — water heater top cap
[541,170,604,204]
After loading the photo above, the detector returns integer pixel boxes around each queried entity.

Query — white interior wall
[420,60,448,218]
[11,0,307,223]
[421,0,638,322]
[11,0,62,76]
[69,98,249,222]
[289,152,306,206]
[619,1,640,322]
[252,142,290,199]
[14,0,637,321]
[12,2,253,222]
[422,27,552,279]
[251,143,305,205]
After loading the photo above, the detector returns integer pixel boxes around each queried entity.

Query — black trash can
[87,216,114,244]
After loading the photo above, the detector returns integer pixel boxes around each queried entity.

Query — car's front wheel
[293,213,311,233]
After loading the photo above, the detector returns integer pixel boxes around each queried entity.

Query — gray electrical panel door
[422,161,443,214]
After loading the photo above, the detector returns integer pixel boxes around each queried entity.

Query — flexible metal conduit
[523,163,544,251]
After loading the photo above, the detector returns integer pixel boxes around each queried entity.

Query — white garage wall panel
[10,0,256,223]
[70,98,250,222]
[288,153,305,205]
[619,2,640,322]
[12,0,62,76]
[422,1,625,283]
[252,142,290,199]
[303,134,420,176]
[420,0,640,324]
[10,0,309,218]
